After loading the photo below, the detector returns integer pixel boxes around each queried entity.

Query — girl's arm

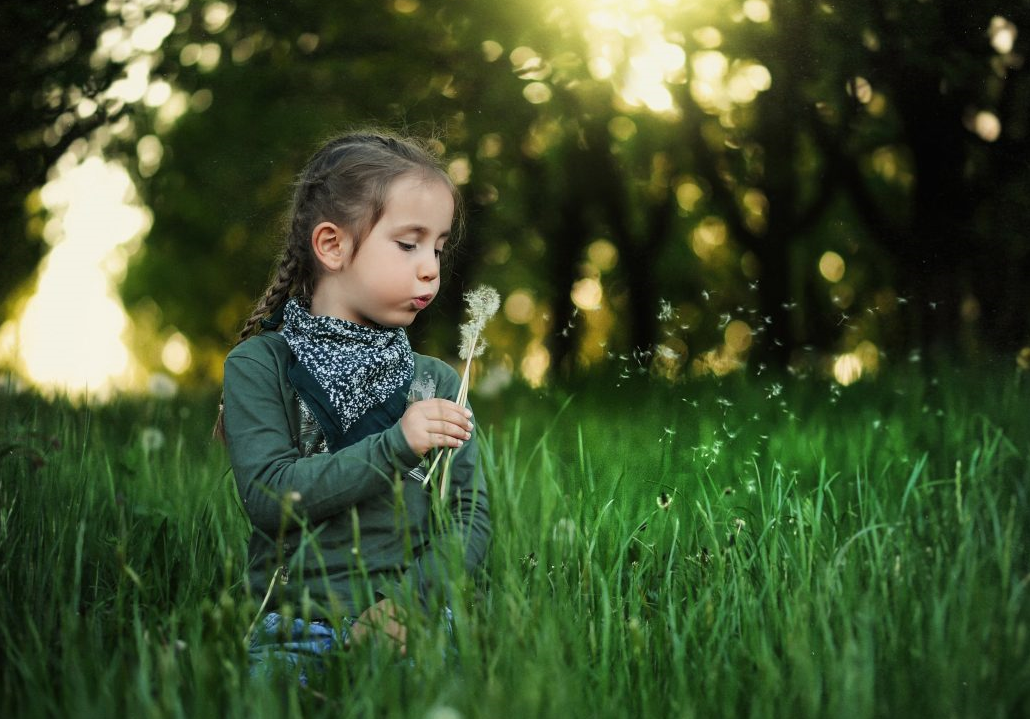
[223,354,423,536]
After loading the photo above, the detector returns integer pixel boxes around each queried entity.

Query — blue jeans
[249,608,455,685]
[249,613,354,686]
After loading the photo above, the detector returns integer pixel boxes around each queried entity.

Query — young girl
[215,132,491,669]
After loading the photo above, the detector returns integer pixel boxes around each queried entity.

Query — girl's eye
[397,242,416,251]
[434,248,443,258]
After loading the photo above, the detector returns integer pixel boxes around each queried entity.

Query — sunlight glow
[990,16,1017,55]
[973,111,1002,142]
[571,278,604,311]
[580,1,686,116]
[0,157,151,397]
[833,353,863,386]
[819,251,846,283]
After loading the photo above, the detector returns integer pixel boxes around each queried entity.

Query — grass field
[1,362,1028,718]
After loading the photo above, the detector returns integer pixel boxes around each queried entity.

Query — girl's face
[323,172,454,328]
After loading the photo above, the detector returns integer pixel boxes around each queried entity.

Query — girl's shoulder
[224,331,290,367]
[412,353,461,393]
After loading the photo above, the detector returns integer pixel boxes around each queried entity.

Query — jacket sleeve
[401,380,491,604]
[223,353,423,536]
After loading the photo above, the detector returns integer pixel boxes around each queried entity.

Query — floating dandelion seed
[658,298,675,322]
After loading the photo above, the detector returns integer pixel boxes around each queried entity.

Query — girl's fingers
[427,398,472,420]
[425,402,474,431]
[431,419,472,440]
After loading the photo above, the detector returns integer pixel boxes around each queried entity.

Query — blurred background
[1,0,1028,398]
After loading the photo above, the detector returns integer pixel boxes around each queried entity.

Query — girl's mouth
[412,295,433,310]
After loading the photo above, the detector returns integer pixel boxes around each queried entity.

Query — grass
[1,363,1028,718]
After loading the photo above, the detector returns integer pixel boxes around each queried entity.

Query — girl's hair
[213,130,463,442]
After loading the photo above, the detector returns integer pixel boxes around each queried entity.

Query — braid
[238,246,300,342]
[214,246,302,442]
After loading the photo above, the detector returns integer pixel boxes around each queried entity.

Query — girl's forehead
[383,174,454,221]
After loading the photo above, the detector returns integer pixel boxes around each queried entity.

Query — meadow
[1,360,1028,718]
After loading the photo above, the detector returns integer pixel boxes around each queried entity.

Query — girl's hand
[348,598,407,655]
[400,399,473,456]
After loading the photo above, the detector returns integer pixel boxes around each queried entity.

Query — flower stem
[429,330,478,497]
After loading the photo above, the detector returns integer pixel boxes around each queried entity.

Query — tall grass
[1,365,1028,718]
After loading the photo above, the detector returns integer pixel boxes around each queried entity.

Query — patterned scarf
[279,297,414,436]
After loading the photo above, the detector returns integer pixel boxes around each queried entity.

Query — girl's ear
[310,222,354,271]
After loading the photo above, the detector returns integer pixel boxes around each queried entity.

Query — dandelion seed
[658,298,675,322]
[766,382,783,399]
[657,492,673,509]
[718,313,731,329]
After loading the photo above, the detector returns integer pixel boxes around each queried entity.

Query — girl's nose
[417,249,439,281]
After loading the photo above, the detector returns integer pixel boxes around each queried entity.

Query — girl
[216,132,491,670]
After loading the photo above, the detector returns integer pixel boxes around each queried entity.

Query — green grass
[2,364,1029,718]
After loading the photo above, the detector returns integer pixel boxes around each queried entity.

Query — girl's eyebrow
[396,223,450,239]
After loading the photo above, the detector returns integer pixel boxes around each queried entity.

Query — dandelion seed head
[458,322,478,360]
[140,427,165,453]
[464,285,501,330]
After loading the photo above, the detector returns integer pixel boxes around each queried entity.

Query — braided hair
[213,131,463,441]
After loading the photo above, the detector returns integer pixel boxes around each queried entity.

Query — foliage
[2,366,1029,717]
[3,0,1030,382]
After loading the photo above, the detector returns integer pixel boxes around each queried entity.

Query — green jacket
[222,331,491,618]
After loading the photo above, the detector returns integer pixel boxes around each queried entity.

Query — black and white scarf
[279,297,414,437]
